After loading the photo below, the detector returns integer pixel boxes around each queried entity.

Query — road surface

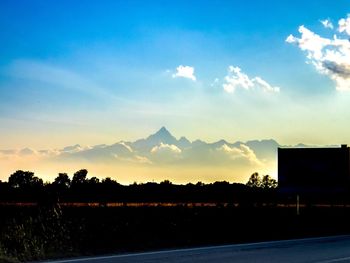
[44,235,350,263]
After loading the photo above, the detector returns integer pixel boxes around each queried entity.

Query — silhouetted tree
[1,169,280,203]
[53,173,71,189]
[261,175,277,189]
[89,177,100,184]
[101,177,118,186]
[160,180,172,185]
[246,172,261,188]
[8,170,43,189]
[71,169,88,186]
[99,177,121,202]
[196,181,204,187]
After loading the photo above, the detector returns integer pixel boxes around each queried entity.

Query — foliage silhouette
[246,173,277,189]
[8,170,43,189]
[0,203,72,262]
[71,169,88,186]
[0,170,280,204]
[246,172,261,188]
[53,173,71,189]
[261,175,278,189]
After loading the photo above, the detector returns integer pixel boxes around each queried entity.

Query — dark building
[278,145,350,193]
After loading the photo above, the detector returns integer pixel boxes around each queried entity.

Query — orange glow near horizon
[0,156,277,185]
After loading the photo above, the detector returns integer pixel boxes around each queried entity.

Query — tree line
[0,169,277,203]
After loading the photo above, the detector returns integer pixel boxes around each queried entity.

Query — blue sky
[1,0,350,150]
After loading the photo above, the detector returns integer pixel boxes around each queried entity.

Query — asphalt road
[45,235,350,263]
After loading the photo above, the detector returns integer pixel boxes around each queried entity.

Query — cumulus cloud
[223,66,253,92]
[223,66,280,93]
[286,14,350,91]
[338,15,350,35]
[321,19,333,29]
[172,65,196,81]
[151,143,182,154]
[285,26,331,60]
[253,76,280,93]
[217,144,263,166]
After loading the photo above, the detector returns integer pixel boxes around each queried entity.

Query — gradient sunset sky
[1,1,350,183]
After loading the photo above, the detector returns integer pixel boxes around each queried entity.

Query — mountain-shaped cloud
[19,148,36,156]
[0,127,281,171]
[60,142,134,162]
[61,144,92,154]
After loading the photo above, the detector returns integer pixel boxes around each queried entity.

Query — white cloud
[286,26,331,60]
[253,77,280,93]
[223,66,253,92]
[321,19,333,29]
[172,65,196,81]
[338,15,350,35]
[223,66,280,93]
[151,143,182,154]
[217,144,263,166]
[287,15,350,91]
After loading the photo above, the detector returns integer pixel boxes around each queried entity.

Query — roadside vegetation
[3,169,349,262]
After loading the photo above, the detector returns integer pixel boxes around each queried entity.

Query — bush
[0,204,73,262]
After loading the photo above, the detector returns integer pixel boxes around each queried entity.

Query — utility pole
[296,194,300,216]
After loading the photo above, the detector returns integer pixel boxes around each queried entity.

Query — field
[1,202,350,262]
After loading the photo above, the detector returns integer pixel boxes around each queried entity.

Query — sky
[1,0,350,183]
